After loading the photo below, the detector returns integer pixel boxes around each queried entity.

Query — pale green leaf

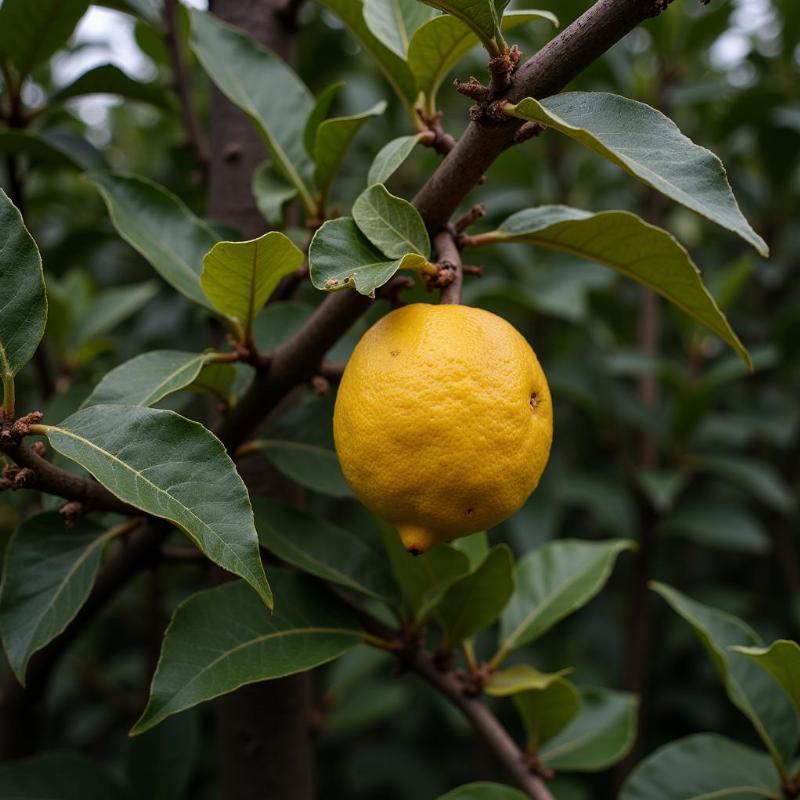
[254,500,398,604]
[652,582,799,768]
[352,183,430,258]
[131,572,361,733]
[368,134,423,185]
[252,162,298,227]
[506,93,768,256]
[200,232,303,334]
[363,0,437,58]
[315,101,387,200]
[0,189,47,393]
[479,205,750,366]
[40,405,272,609]
[0,513,113,684]
[485,664,572,697]
[731,640,800,715]
[619,734,781,800]
[87,173,218,309]
[498,539,634,653]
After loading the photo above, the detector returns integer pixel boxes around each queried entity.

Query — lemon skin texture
[333,303,553,554]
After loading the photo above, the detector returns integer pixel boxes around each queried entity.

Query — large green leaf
[368,134,423,185]
[436,784,529,800]
[476,205,749,366]
[38,405,272,609]
[0,0,90,76]
[254,500,397,604]
[316,0,417,108]
[81,351,218,409]
[652,582,799,768]
[435,545,514,646]
[50,64,172,109]
[315,101,387,201]
[309,217,428,296]
[0,188,47,405]
[408,10,557,109]
[0,129,106,172]
[352,184,431,259]
[131,572,362,734]
[419,0,504,54]
[0,513,113,684]
[497,539,634,657]
[506,94,768,256]
[200,232,303,335]
[0,751,133,800]
[731,640,800,716]
[87,173,218,309]
[619,734,781,800]
[540,688,638,772]
[363,0,437,58]
[188,8,316,210]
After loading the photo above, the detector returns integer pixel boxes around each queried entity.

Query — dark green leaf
[40,405,272,608]
[498,539,634,654]
[619,734,781,800]
[662,503,770,555]
[352,184,430,258]
[254,500,397,603]
[419,0,504,54]
[436,545,515,645]
[131,572,362,733]
[0,129,106,172]
[50,64,172,109]
[540,688,638,772]
[506,94,768,255]
[652,582,799,767]
[0,189,47,400]
[0,513,111,684]
[478,206,749,366]
[87,173,219,309]
[0,0,90,76]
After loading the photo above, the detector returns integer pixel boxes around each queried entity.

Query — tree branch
[435,230,463,305]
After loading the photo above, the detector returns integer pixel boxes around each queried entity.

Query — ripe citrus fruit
[333,303,553,554]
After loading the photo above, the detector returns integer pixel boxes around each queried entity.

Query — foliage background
[0,0,798,797]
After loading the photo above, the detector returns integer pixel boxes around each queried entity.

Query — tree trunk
[207,3,314,799]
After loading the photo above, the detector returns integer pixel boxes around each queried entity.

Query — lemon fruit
[333,303,553,554]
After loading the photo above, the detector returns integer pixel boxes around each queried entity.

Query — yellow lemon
[333,303,553,554]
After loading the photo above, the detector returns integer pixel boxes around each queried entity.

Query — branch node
[309,374,330,396]
[513,121,546,144]
[454,204,486,233]
[59,500,86,527]
[488,44,522,94]
[417,109,458,157]
[454,77,492,103]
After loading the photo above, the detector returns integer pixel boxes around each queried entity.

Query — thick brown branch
[413,0,673,232]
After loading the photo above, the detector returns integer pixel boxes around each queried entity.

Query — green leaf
[0,129,106,172]
[436,545,515,646]
[0,0,90,76]
[316,0,417,108]
[692,454,795,513]
[131,572,361,734]
[408,10,557,109]
[200,232,303,335]
[485,663,573,696]
[513,677,582,750]
[39,405,272,609]
[50,64,172,109]
[352,183,431,258]
[0,513,113,684]
[479,206,750,367]
[363,0,437,58]
[662,503,770,555]
[437,783,529,800]
[87,173,219,310]
[498,539,634,655]
[380,523,470,621]
[252,162,298,227]
[451,530,489,568]
[619,734,781,800]
[309,217,428,296]
[651,582,799,768]
[315,101,387,200]
[81,350,217,409]
[540,688,638,772]
[418,0,505,53]
[249,438,351,498]
[254,500,398,604]
[100,0,162,24]
[0,188,47,402]
[188,8,316,210]
[368,134,423,185]
[0,751,133,800]
[506,94,768,256]
[303,81,342,153]
[731,641,800,715]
